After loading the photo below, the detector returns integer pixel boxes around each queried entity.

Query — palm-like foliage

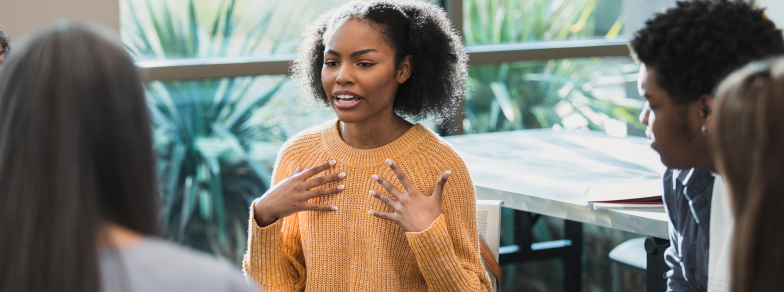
[121,0,299,262]
[463,0,645,136]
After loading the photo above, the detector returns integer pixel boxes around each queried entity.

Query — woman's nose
[335,65,355,85]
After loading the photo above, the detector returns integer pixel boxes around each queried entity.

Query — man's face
[638,64,712,170]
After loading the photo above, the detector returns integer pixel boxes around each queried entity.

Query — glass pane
[148,75,334,261]
[120,0,345,60]
[465,57,646,137]
[121,0,438,61]
[463,0,677,45]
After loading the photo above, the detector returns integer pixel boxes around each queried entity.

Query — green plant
[463,0,644,136]
[121,0,299,263]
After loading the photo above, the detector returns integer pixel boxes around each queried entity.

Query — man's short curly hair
[630,0,784,104]
[291,0,468,125]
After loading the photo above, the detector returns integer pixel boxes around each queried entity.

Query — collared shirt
[707,176,732,292]
[662,168,714,292]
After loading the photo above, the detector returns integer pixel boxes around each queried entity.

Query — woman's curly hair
[630,0,784,105]
[292,0,468,125]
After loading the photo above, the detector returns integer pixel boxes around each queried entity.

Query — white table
[445,129,672,292]
[445,129,669,238]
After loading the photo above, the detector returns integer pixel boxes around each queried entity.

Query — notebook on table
[584,180,664,213]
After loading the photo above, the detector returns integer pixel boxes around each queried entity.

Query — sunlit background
[112,0,780,291]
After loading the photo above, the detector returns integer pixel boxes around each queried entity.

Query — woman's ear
[396,55,413,84]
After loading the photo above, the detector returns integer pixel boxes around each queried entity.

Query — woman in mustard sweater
[243,1,492,291]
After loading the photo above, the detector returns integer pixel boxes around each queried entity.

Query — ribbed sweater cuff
[405,214,470,289]
[247,207,288,286]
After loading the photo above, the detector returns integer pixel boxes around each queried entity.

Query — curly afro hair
[630,0,784,104]
[291,0,468,125]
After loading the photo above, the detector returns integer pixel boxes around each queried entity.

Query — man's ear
[699,94,715,130]
[396,55,413,84]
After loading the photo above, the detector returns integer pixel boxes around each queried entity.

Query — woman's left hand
[368,158,451,232]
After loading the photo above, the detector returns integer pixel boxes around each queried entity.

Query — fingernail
[372,174,379,181]
[369,190,376,196]
[338,172,346,179]
[386,158,392,166]
[444,171,452,179]
[337,185,345,191]
[367,211,374,215]
[329,160,336,166]
[331,206,338,211]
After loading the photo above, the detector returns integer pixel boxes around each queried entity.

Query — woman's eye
[324,61,338,67]
[358,62,375,67]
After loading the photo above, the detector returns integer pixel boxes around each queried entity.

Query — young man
[630,1,784,291]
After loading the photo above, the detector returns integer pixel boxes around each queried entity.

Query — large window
[463,0,626,45]
[122,0,352,60]
[466,57,644,137]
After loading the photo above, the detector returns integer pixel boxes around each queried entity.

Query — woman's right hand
[253,160,345,227]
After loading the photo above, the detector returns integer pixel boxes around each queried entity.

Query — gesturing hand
[253,160,345,227]
[368,159,451,233]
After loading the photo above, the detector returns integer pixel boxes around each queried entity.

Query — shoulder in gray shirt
[662,168,714,292]
[100,237,257,292]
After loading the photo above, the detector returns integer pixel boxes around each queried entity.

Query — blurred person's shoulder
[100,237,257,292]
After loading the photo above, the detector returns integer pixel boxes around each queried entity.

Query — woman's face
[321,18,411,124]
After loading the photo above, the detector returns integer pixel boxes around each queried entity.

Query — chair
[476,200,503,292]
[609,237,647,292]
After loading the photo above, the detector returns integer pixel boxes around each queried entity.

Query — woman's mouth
[333,92,364,109]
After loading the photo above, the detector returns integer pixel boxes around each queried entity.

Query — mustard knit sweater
[243,119,492,292]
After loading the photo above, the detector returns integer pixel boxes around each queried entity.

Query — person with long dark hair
[243,1,492,291]
[710,57,784,292]
[0,23,256,292]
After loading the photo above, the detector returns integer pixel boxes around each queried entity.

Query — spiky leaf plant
[121,0,303,263]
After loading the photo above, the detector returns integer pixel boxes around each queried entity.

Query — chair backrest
[476,200,503,291]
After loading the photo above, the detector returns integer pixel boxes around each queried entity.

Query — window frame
[135,0,634,133]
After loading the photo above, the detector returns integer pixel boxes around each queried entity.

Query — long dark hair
[0,23,159,292]
[713,57,784,292]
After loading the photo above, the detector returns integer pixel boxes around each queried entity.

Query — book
[584,179,665,212]
[583,179,664,202]
[592,202,665,212]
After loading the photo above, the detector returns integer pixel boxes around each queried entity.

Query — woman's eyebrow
[350,49,378,57]
[324,48,379,58]
[325,49,340,57]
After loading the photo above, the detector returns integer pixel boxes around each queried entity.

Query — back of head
[712,57,784,292]
[630,0,784,103]
[0,23,159,292]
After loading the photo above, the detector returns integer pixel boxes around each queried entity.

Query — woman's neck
[339,113,413,150]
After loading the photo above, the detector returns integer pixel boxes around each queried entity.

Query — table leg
[564,220,583,292]
[498,210,583,292]
[644,237,670,292]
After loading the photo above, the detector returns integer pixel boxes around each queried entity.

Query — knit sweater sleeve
[404,156,493,292]
[243,143,307,292]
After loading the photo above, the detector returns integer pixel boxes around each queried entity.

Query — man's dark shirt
[662,168,714,292]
